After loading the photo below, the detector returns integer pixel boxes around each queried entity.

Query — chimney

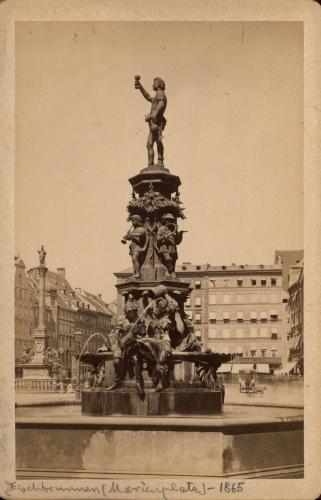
[98,293,102,300]
[57,267,65,277]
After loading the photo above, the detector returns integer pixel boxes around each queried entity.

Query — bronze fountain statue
[80,75,234,412]
[134,75,167,168]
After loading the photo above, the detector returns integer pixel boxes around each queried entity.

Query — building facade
[16,261,114,377]
[274,250,304,291]
[116,261,288,374]
[15,257,37,364]
[286,260,304,375]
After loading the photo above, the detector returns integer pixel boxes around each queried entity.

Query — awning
[289,337,295,349]
[232,363,253,373]
[289,334,301,350]
[260,312,268,319]
[217,363,232,373]
[209,312,216,320]
[223,312,230,319]
[236,311,244,319]
[279,362,296,374]
[256,364,270,373]
[294,334,301,349]
[250,311,257,319]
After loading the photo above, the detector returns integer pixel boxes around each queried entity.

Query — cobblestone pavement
[16,392,77,406]
[224,382,303,407]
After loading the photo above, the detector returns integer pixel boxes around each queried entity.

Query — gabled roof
[15,256,26,268]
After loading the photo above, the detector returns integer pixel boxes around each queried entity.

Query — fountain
[15,75,303,480]
[80,75,232,416]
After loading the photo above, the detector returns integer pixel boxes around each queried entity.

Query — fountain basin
[16,404,303,479]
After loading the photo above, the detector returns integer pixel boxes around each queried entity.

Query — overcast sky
[15,21,303,301]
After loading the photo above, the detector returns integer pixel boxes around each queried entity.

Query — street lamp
[250,349,256,359]
[250,347,256,366]
[73,329,83,401]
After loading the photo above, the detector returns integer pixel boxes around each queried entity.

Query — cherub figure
[121,215,146,278]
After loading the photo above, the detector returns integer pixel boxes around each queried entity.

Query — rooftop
[26,266,113,316]
[115,262,282,276]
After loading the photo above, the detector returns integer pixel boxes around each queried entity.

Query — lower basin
[16,402,303,479]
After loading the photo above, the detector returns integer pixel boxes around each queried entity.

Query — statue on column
[38,245,46,266]
[155,213,184,277]
[134,75,167,168]
[121,214,146,278]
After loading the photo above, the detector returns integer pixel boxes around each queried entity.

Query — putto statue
[155,213,184,277]
[38,245,46,266]
[135,75,167,168]
[121,214,146,278]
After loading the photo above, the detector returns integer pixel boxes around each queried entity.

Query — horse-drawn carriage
[238,368,266,396]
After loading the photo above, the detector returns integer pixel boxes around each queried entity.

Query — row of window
[207,327,279,339]
[187,277,280,290]
[77,313,111,327]
[211,278,278,288]
[58,308,75,321]
[186,310,279,323]
[209,310,279,322]
[186,293,281,307]
[15,288,34,301]
[15,321,33,336]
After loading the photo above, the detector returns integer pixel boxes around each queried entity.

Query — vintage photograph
[11,17,308,494]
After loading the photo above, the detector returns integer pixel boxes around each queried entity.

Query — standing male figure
[135,75,167,167]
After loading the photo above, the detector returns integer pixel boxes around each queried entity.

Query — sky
[15,21,303,301]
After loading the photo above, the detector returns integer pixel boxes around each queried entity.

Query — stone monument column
[19,246,53,383]
[31,248,48,364]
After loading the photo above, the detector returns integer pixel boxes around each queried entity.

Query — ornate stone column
[29,246,48,366]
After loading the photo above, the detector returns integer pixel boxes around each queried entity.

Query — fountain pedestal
[82,387,223,416]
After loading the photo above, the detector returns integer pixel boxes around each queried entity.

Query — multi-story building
[15,256,37,365]
[115,260,288,374]
[16,261,114,377]
[286,260,304,375]
[274,250,304,291]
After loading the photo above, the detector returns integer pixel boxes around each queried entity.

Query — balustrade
[15,378,57,392]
